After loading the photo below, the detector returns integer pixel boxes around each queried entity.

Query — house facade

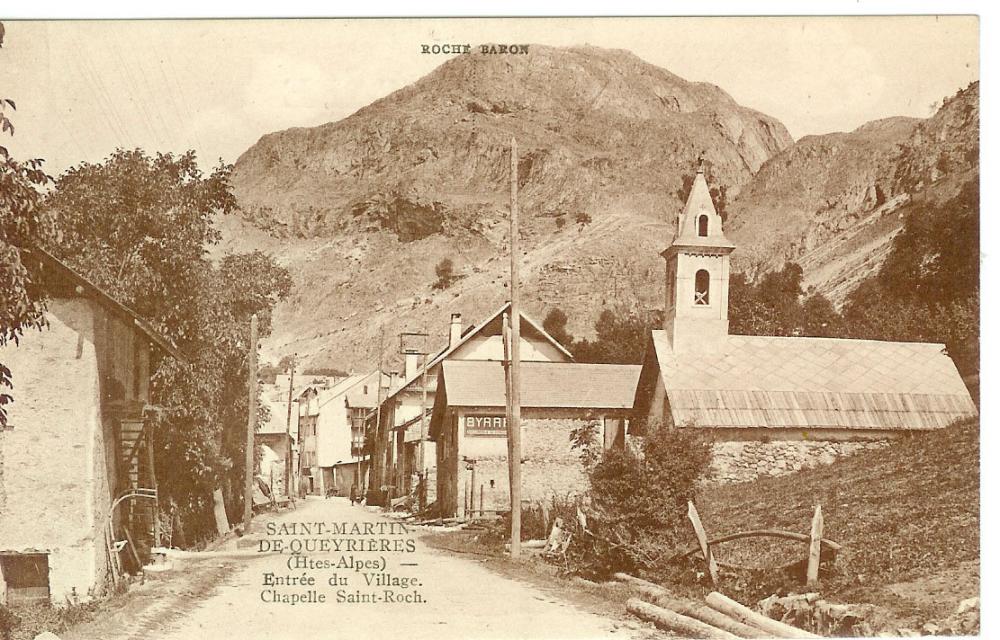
[370,307,574,505]
[633,162,979,483]
[0,249,178,605]
[256,394,299,498]
[429,360,640,517]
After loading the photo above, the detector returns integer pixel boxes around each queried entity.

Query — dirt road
[67,497,654,640]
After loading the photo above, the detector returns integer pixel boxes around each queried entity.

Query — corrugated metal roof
[440,360,641,409]
[645,330,977,430]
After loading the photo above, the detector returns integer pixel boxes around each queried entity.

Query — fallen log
[613,573,768,639]
[627,598,741,639]
[706,591,819,638]
[636,585,771,639]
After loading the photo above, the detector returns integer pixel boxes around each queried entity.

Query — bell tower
[662,158,735,353]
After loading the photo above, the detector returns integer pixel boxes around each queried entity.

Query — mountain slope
[729,82,979,303]
[227,45,793,368]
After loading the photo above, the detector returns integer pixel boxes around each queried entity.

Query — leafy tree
[44,148,290,541]
[729,262,841,338]
[842,181,979,376]
[573,306,660,364]
[433,258,456,290]
[0,24,54,426]
[542,307,573,348]
[575,211,593,229]
[578,420,712,577]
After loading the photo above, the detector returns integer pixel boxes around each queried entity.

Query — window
[697,215,709,237]
[0,553,50,605]
[694,269,710,305]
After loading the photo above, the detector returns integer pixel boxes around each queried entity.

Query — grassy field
[695,418,979,618]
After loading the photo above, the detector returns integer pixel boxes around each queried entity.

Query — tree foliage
[44,148,291,541]
[432,258,456,290]
[729,263,843,338]
[0,26,54,425]
[579,421,712,577]
[541,307,573,348]
[842,182,979,376]
[572,306,660,364]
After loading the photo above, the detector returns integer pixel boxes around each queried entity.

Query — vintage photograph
[0,14,981,639]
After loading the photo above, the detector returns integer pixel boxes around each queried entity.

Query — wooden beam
[807,504,824,587]
[687,500,719,584]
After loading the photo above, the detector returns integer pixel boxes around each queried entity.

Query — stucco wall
[0,299,109,603]
[709,434,891,484]
[316,396,351,467]
[460,415,596,514]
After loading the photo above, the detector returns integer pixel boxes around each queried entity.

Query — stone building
[0,248,179,605]
[632,162,978,483]
[370,304,573,503]
[429,360,640,517]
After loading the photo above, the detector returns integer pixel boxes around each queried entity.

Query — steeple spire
[660,156,737,353]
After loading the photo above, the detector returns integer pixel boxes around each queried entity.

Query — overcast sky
[0,16,978,174]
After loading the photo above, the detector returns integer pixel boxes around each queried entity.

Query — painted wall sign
[464,415,507,437]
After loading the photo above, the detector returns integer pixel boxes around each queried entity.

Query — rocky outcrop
[729,82,979,305]
[225,45,794,368]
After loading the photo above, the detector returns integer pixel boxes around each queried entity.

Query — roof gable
[26,247,183,359]
[381,302,574,404]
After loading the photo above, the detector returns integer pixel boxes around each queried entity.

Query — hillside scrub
[695,418,979,605]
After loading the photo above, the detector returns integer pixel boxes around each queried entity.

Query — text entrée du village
[257,520,425,606]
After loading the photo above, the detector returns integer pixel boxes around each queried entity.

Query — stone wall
[709,437,890,484]
[463,417,589,514]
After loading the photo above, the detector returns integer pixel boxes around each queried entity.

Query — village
[0,16,983,640]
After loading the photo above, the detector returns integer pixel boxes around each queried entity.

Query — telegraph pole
[284,353,296,499]
[243,314,258,529]
[507,136,523,557]
[418,348,429,509]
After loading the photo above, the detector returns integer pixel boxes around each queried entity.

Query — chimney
[449,313,463,348]
[404,349,419,381]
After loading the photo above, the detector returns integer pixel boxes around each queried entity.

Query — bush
[576,422,713,578]
[432,258,456,290]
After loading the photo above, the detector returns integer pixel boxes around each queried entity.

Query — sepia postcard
[0,14,982,639]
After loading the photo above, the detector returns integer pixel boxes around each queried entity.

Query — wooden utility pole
[284,353,296,498]
[370,325,386,505]
[242,314,258,529]
[418,348,429,509]
[507,136,523,557]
